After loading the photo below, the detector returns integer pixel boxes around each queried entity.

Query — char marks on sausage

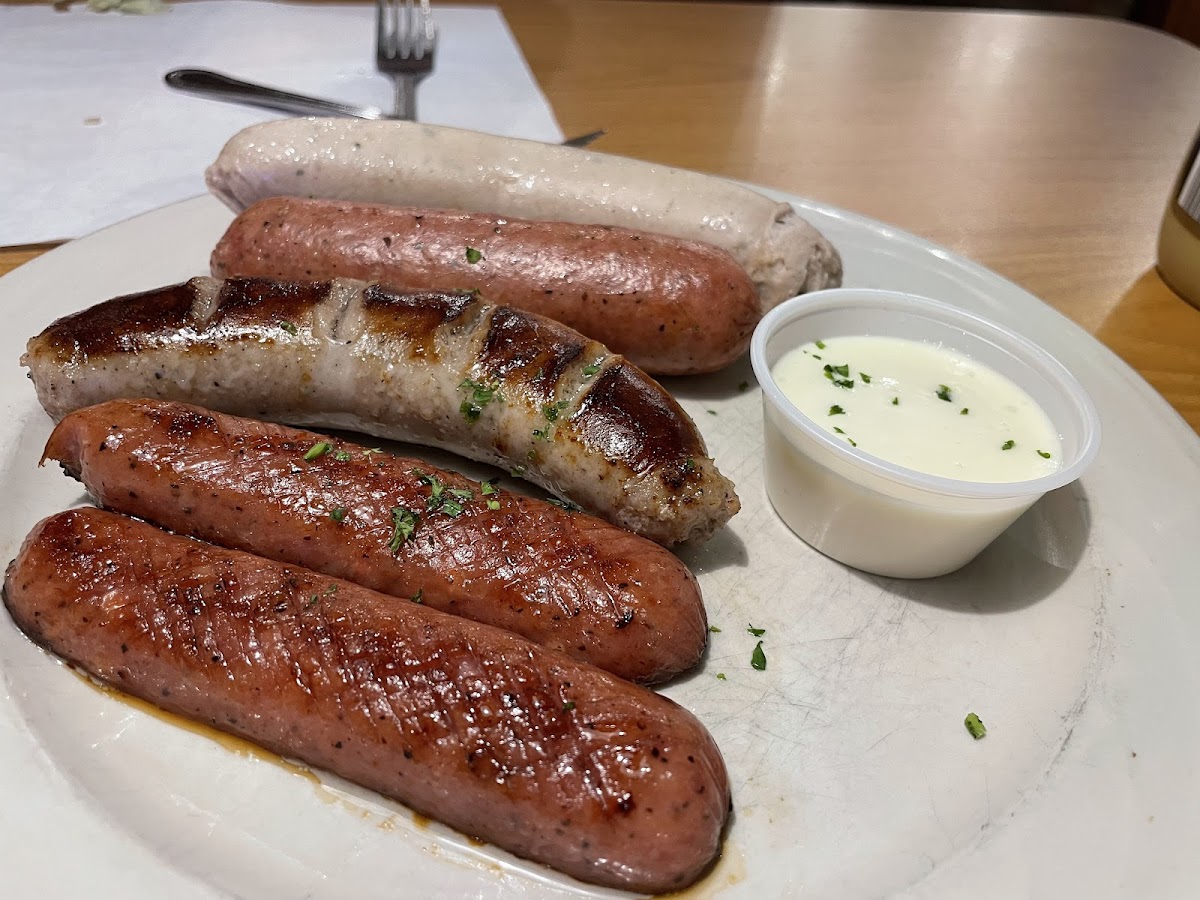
[23,278,739,545]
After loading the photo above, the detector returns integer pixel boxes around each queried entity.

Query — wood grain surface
[4,0,1199,429]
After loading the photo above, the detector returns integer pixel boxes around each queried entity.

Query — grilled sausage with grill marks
[43,399,708,684]
[4,508,731,892]
[22,277,739,545]
[211,197,761,375]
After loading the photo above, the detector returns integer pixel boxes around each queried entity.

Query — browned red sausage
[4,508,730,893]
[43,399,707,684]
[210,197,762,376]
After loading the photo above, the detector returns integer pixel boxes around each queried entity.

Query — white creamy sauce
[772,335,1062,482]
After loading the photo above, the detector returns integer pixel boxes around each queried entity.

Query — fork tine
[375,0,390,59]
[404,0,416,59]
[374,0,436,120]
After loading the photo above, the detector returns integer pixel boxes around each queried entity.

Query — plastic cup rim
[749,288,1102,502]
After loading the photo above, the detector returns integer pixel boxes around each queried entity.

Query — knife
[164,69,606,147]
[165,69,391,120]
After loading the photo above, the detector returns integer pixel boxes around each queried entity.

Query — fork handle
[165,69,390,121]
[393,76,418,122]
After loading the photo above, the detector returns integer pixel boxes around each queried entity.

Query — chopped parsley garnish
[546,497,582,513]
[833,426,845,434]
[960,408,969,416]
[812,354,823,360]
[823,364,854,389]
[532,427,550,441]
[481,479,501,510]
[333,449,353,462]
[465,247,483,264]
[708,625,722,633]
[511,465,527,477]
[829,405,845,416]
[848,437,858,447]
[964,712,987,740]
[860,372,872,384]
[738,380,750,392]
[279,320,298,335]
[747,625,765,637]
[750,641,767,671]
[936,384,953,402]
[329,507,348,523]
[1037,450,1052,459]
[1002,440,1015,450]
[716,672,727,681]
[304,442,332,461]
[416,471,444,503]
[707,409,718,416]
[542,401,569,422]
[416,473,472,517]
[363,447,384,460]
[388,507,418,554]
[562,701,576,713]
[683,457,696,472]
[815,339,827,350]
[582,361,603,377]
[306,583,338,608]
[892,397,900,406]
[411,589,423,604]
[459,379,502,423]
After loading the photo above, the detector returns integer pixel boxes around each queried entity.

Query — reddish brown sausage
[210,197,762,376]
[4,508,730,893]
[43,399,707,684]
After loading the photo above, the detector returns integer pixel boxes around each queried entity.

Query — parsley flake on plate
[750,641,767,671]
[964,712,987,739]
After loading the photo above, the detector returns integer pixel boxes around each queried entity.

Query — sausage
[3,508,730,892]
[44,399,707,684]
[205,118,843,309]
[22,277,739,546]
[211,197,761,376]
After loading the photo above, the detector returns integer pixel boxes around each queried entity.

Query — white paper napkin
[0,1,563,245]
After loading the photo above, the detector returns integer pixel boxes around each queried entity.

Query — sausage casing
[211,197,762,376]
[44,399,708,684]
[22,277,740,545]
[4,508,731,893]
[206,118,843,307]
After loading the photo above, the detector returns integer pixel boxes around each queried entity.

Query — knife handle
[164,69,388,121]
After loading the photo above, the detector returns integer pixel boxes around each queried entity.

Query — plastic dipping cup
[749,289,1101,579]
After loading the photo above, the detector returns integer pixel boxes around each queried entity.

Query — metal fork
[376,0,437,122]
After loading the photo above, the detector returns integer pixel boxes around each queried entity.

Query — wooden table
[4,0,1200,430]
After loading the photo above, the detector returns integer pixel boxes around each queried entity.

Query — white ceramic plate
[2,193,1197,900]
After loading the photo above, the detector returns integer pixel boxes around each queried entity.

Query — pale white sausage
[205,119,843,309]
